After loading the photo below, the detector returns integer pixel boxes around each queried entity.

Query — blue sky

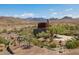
[0,4,79,18]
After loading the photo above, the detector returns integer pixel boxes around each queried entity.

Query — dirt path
[12,46,79,55]
[65,48,79,55]
[12,46,66,55]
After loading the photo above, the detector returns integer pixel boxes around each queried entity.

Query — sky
[0,4,79,18]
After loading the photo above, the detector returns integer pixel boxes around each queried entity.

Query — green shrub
[76,40,79,47]
[48,42,57,48]
[31,38,40,46]
[31,38,45,48]
[1,29,7,33]
[0,37,10,45]
[36,31,49,38]
[48,24,79,36]
[65,39,78,49]
[39,41,44,48]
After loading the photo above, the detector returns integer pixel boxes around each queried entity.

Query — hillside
[0,16,79,30]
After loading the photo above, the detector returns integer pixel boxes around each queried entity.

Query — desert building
[33,19,49,36]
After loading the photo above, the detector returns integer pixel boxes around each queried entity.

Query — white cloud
[13,15,19,17]
[48,9,54,11]
[3,14,14,17]
[21,13,34,17]
[65,8,73,11]
[49,12,58,18]
[74,15,79,18]
[13,13,35,18]
[41,16,47,18]
[3,13,46,18]
[52,12,57,15]
[64,14,73,17]
[63,14,79,18]
[49,12,58,15]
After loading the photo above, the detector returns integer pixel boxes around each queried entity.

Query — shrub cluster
[48,24,79,36]
[65,39,78,49]
[48,42,57,48]
[0,37,10,45]
[36,31,50,38]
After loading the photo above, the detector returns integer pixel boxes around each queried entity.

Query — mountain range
[0,16,79,21]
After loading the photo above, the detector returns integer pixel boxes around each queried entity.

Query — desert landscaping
[0,16,79,55]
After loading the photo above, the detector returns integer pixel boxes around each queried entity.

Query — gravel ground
[0,49,11,55]
[12,46,79,55]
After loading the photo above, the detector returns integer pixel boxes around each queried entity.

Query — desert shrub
[31,38,45,48]
[48,24,79,36]
[48,42,57,48]
[1,29,7,33]
[36,31,49,38]
[19,31,28,36]
[76,40,79,47]
[65,39,78,49]
[38,41,44,48]
[31,38,40,46]
[0,37,10,45]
